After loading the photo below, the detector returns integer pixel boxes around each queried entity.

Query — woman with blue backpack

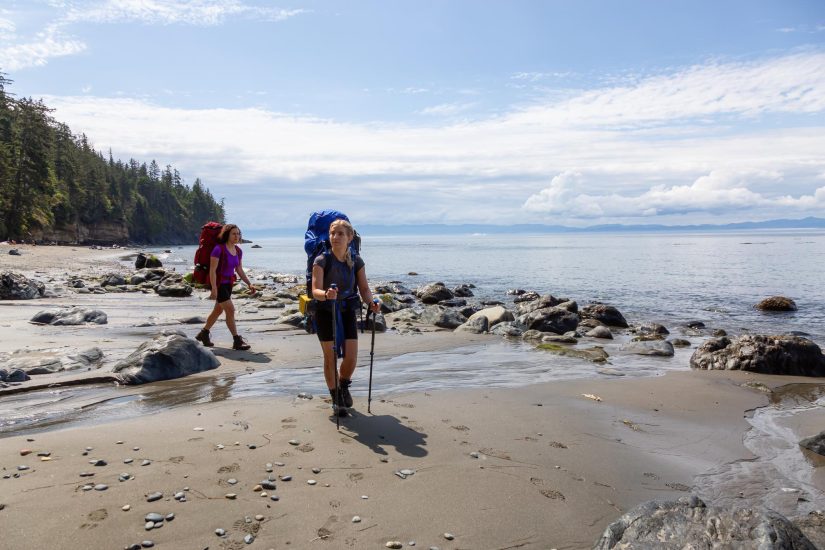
[195,223,257,350]
[311,218,381,415]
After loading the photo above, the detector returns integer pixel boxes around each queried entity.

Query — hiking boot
[195,328,214,347]
[329,388,348,416]
[340,378,354,408]
[232,335,251,351]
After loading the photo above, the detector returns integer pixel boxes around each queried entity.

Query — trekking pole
[367,298,379,414]
[330,283,339,429]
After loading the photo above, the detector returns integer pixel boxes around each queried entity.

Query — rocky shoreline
[1,244,824,548]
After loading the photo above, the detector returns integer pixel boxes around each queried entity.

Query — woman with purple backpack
[195,224,257,350]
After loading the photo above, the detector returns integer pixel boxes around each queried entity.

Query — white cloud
[0,17,15,34]
[37,50,825,226]
[63,0,305,26]
[0,26,86,71]
[418,102,477,116]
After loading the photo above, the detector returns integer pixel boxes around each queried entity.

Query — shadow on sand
[328,408,428,458]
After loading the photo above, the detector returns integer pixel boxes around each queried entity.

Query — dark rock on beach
[144,256,163,268]
[690,335,825,376]
[419,305,466,329]
[1,272,45,300]
[130,268,166,285]
[513,291,540,303]
[799,430,825,457]
[580,303,628,328]
[454,316,488,334]
[155,274,192,297]
[517,305,579,335]
[756,296,798,312]
[8,248,21,256]
[30,307,107,325]
[586,326,613,339]
[101,273,126,287]
[113,333,220,385]
[452,284,474,297]
[593,496,816,549]
[417,282,454,304]
[0,368,30,383]
[376,294,406,314]
[623,340,675,356]
[489,322,524,337]
[134,252,147,269]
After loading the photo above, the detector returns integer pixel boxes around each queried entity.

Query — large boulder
[9,347,104,375]
[363,312,387,333]
[468,306,515,328]
[0,368,30,383]
[517,306,579,335]
[452,284,474,297]
[374,281,413,295]
[30,307,108,325]
[101,273,126,287]
[155,273,193,297]
[419,305,466,329]
[130,268,166,285]
[0,271,45,300]
[580,303,628,328]
[756,296,797,312]
[454,316,488,334]
[417,282,454,304]
[690,335,825,376]
[376,293,407,314]
[593,496,816,549]
[799,430,825,456]
[517,294,570,315]
[145,255,163,268]
[623,340,675,357]
[134,252,147,269]
[489,322,524,337]
[113,333,220,385]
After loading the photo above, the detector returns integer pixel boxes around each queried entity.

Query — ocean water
[168,229,825,343]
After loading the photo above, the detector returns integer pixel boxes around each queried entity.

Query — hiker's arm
[235,263,256,292]
[357,268,379,312]
[209,255,219,299]
[312,264,336,301]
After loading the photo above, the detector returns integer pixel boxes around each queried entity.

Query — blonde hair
[329,219,355,268]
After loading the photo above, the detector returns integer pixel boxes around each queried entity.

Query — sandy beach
[1,244,824,549]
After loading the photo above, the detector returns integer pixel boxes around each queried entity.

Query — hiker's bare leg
[321,341,336,389]
[204,301,222,330]
[222,300,238,336]
[339,339,358,381]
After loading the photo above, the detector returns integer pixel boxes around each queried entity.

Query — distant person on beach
[311,219,381,414]
[195,224,257,350]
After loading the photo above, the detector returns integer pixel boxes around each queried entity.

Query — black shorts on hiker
[216,283,233,303]
[315,308,358,342]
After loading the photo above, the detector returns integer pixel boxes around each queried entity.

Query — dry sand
[0,245,820,549]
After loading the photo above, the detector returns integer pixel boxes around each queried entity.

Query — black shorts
[315,307,358,342]
[216,283,233,303]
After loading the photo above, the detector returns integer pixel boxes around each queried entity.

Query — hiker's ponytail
[344,248,354,268]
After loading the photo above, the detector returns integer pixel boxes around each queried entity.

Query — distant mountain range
[243,217,825,237]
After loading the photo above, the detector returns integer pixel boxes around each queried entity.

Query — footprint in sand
[282,417,297,423]
[317,515,338,541]
[87,508,107,521]
[643,472,660,480]
[348,472,364,482]
[530,477,566,500]
[297,443,314,453]
[168,456,184,463]
[218,463,240,474]
[233,517,261,535]
[232,420,249,431]
[549,441,568,449]
[451,425,470,431]
[480,448,511,460]
[329,499,341,509]
[666,482,690,491]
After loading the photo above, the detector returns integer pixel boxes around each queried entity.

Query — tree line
[0,73,225,244]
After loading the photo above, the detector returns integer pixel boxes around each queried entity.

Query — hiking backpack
[301,210,361,330]
[193,221,223,286]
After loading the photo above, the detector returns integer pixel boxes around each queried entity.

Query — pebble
[216,444,225,450]
[270,495,279,501]
[19,449,32,456]
[297,392,313,399]
[386,542,403,549]
[119,474,132,482]
[145,513,164,522]
[124,458,133,464]
[288,439,300,446]
[255,514,264,521]
[245,516,252,524]
[92,459,107,466]
[141,541,154,548]
[227,478,238,485]
[116,441,124,444]
[470,452,480,459]
[265,463,273,472]
[79,472,94,477]
[40,457,52,462]
[144,522,155,530]
[174,492,185,501]
[225,493,237,499]
[37,451,51,457]
[215,528,226,536]
[94,484,108,491]
[247,444,257,450]
[380,457,389,463]
[361,495,369,499]
[399,469,415,476]
[133,447,140,451]
[274,462,285,467]
[193,427,205,431]
[444,533,455,540]
[260,492,267,497]
[17,465,29,471]
[261,481,276,490]
[85,447,93,451]
[244,534,254,544]
[146,492,163,502]
[165,513,175,521]
[352,516,361,523]
[409,542,416,547]
[307,480,317,485]
[280,475,292,482]
[82,485,93,491]
[141,460,151,466]
[312,467,321,474]
[122,505,131,511]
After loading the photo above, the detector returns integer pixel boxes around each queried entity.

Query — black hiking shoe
[232,335,251,351]
[329,388,348,416]
[340,378,354,408]
[195,328,214,347]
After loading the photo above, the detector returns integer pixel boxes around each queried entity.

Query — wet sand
[1,244,823,549]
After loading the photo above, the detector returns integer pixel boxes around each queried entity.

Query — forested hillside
[0,74,225,244]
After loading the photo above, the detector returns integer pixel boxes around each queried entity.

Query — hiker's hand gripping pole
[368,298,379,414]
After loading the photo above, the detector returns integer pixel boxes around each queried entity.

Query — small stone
[227,478,238,485]
[215,528,226,536]
[17,465,29,471]
[274,462,285,467]
[280,475,292,481]
[409,542,416,547]
[174,491,185,500]
[270,495,279,501]
[119,473,132,482]
[165,513,175,521]
[245,516,252,524]
[122,505,131,511]
[399,469,415,476]
[225,493,237,499]
[386,542,403,549]
[443,533,455,540]
[379,457,389,463]
[312,467,321,474]
[79,472,95,477]
[261,480,276,490]
[247,444,257,450]
[124,458,133,464]
[40,457,52,462]
[19,449,32,456]
[116,441,124,444]
[145,522,155,530]
[470,452,480,458]
[82,485,93,491]
[145,513,164,522]
[141,460,151,466]
[85,447,93,451]
[146,492,163,502]
[352,515,361,523]
[92,459,107,466]
[141,541,154,548]
[244,534,254,544]
[216,444,225,450]
[260,492,267,497]
[288,439,300,446]
[94,484,108,491]
[133,447,140,451]
[193,427,204,431]
[255,514,264,521]
[361,495,369,499]
[297,392,313,399]
[307,479,317,485]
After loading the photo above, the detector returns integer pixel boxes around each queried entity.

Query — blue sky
[1,0,824,229]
